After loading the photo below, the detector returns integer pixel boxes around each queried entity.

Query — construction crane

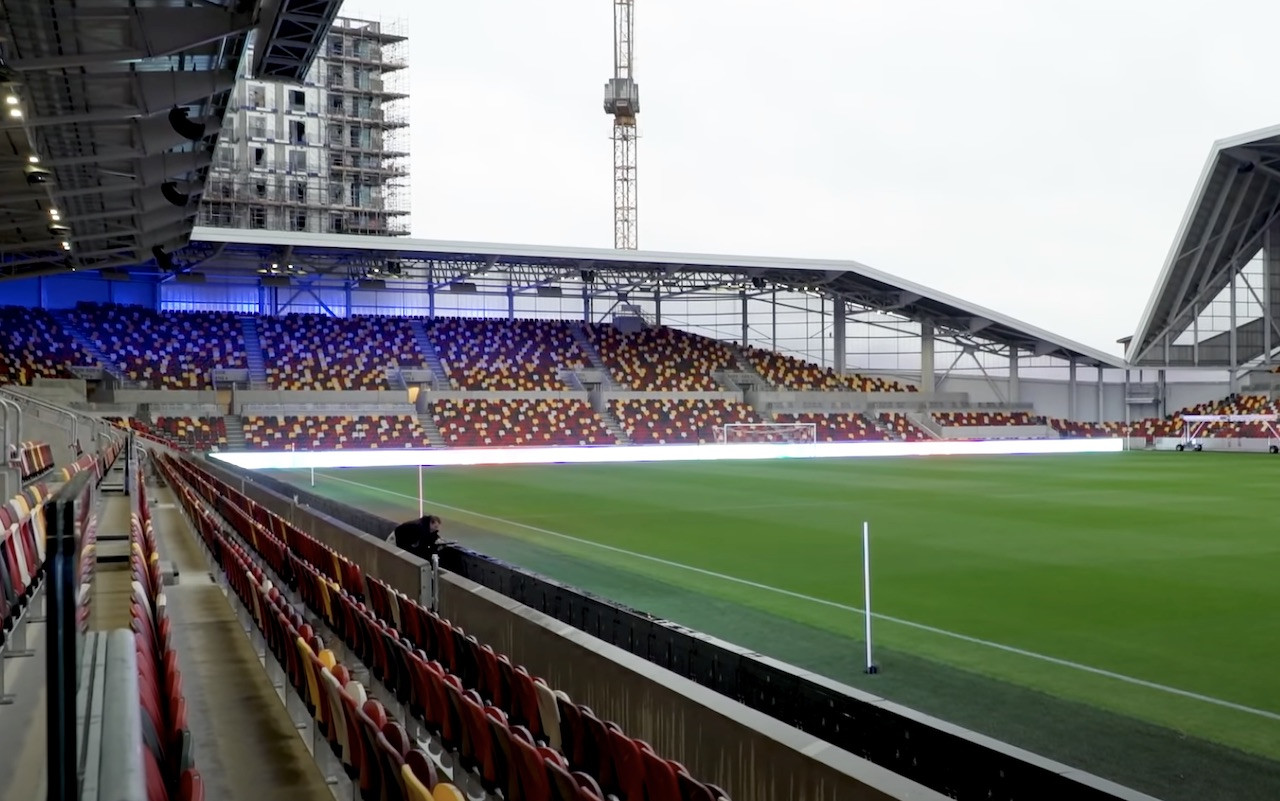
[604,0,639,250]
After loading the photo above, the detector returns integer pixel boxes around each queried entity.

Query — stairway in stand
[49,308,120,378]
[238,317,268,388]
[407,319,451,389]
[415,412,447,448]
[222,414,247,451]
[596,402,633,445]
[569,323,620,387]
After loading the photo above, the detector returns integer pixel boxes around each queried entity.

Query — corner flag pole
[863,521,879,674]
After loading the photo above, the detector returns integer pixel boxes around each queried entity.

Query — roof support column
[1097,365,1104,425]
[1192,303,1199,366]
[1263,221,1280,367]
[832,298,846,375]
[653,289,661,325]
[771,290,778,350]
[741,290,749,347]
[507,286,515,320]
[1008,346,1020,404]
[1068,359,1076,420]
[583,284,591,324]
[1229,272,1239,394]
[920,321,936,394]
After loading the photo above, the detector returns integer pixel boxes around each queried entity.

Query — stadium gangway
[1179,413,1280,453]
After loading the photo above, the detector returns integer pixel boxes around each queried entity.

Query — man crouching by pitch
[389,514,450,560]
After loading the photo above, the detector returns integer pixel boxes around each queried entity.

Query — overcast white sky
[340,0,1280,356]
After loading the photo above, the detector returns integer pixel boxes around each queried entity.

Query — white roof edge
[190,227,1126,367]
[1129,122,1280,360]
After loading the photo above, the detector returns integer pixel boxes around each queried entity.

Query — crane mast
[603,0,639,250]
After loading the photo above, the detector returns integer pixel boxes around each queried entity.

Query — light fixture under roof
[49,209,60,219]
[7,108,20,118]
[60,241,71,251]
[27,155,38,164]
[4,95,16,105]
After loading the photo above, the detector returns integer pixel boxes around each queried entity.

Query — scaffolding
[199,16,411,237]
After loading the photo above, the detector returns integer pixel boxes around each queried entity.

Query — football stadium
[1,4,1279,801]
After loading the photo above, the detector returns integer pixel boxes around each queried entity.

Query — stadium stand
[932,411,1047,427]
[16,441,54,482]
[243,414,433,450]
[160,452,731,801]
[743,347,916,393]
[0,305,91,385]
[426,317,591,390]
[1048,419,1112,438]
[432,398,617,447]
[68,303,247,389]
[152,417,228,452]
[586,325,735,390]
[258,313,423,390]
[775,412,892,442]
[612,398,761,444]
[878,413,932,442]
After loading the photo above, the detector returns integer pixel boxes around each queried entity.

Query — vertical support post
[430,553,440,613]
[653,289,661,325]
[1097,365,1105,425]
[583,284,591,324]
[1229,272,1240,394]
[862,521,877,675]
[832,298,846,375]
[740,290,749,347]
[417,464,424,518]
[1068,359,1077,420]
[507,286,515,320]
[920,321,936,394]
[771,289,778,351]
[1008,346,1020,404]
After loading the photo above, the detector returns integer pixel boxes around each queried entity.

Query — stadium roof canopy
[1129,124,1280,368]
[178,227,1126,368]
[0,0,344,282]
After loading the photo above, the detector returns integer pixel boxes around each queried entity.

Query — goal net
[715,422,818,444]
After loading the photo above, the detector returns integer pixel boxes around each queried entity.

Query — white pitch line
[312,470,1280,723]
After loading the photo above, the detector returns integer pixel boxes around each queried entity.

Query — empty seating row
[130,470,203,801]
[0,483,52,644]
[741,347,916,393]
[244,415,433,450]
[774,412,891,442]
[161,453,733,801]
[932,411,1046,427]
[432,399,616,448]
[69,302,247,390]
[162,459,469,801]
[15,441,54,481]
[585,325,736,391]
[1048,419,1113,438]
[0,305,91,386]
[612,398,761,444]
[427,317,590,391]
[261,313,424,390]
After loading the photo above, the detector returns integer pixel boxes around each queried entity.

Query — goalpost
[1179,414,1280,453]
[715,422,818,444]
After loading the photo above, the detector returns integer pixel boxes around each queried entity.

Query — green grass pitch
[269,451,1280,799]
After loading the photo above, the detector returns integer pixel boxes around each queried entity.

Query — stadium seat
[742,346,915,392]
[612,398,762,444]
[259,313,424,390]
[432,399,615,448]
[585,325,736,391]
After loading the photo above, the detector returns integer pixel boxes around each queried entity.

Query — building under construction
[199,17,410,237]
